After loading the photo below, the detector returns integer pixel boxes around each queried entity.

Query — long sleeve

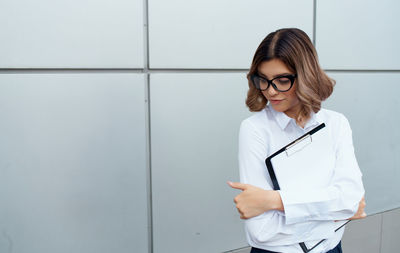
[238,119,336,245]
[278,114,365,225]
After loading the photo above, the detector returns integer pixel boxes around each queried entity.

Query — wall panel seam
[144,73,153,253]
[2,69,400,74]
[144,0,150,71]
[144,0,153,252]
[379,214,383,253]
[313,0,316,46]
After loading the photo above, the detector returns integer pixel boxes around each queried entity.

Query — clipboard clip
[285,134,312,157]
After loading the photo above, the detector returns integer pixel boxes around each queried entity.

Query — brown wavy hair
[246,28,335,122]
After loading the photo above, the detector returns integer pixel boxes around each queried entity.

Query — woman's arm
[231,119,339,245]
[231,114,365,245]
[228,181,283,219]
[228,181,365,220]
[276,114,365,224]
[234,114,365,225]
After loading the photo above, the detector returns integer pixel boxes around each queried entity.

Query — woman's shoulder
[239,108,279,139]
[241,108,271,128]
[318,108,349,123]
[318,108,352,132]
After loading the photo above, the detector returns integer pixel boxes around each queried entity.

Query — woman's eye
[276,77,290,85]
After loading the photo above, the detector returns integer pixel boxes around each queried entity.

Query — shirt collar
[267,104,322,130]
[267,104,292,130]
[304,112,321,130]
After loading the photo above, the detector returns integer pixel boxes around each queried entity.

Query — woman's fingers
[349,196,367,220]
[227,181,248,191]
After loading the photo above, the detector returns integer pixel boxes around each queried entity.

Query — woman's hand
[228,181,283,219]
[349,196,366,220]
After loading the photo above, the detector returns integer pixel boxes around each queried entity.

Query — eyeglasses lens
[253,75,294,92]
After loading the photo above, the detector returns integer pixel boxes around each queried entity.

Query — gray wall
[0,0,399,252]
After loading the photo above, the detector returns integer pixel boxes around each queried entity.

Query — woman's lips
[270,99,283,105]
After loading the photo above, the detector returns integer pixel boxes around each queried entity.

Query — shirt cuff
[279,190,333,225]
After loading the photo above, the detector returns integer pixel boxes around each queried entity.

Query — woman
[228,28,366,253]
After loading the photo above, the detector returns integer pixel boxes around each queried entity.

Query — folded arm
[231,117,365,244]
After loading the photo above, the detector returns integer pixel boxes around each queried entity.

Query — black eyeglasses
[250,74,297,92]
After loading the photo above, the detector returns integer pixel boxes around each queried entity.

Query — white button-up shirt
[238,105,365,253]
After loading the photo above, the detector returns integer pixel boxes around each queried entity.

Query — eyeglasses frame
[250,73,297,92]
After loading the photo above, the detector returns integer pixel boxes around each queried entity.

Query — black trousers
[250,241,342,253]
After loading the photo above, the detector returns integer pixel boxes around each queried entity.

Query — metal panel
[316,0,400,70]
[0,73,148,253]
[149,0,313,69]
[324,72,400,214]
[342,214,382,253]
[381,208,400,253]
[150,73,252,252]
[0,0,144,68]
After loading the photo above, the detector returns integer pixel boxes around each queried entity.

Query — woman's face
[257,59,300,119]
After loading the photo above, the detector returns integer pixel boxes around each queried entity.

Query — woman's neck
[296,117,307,128]
[284,110,308,129]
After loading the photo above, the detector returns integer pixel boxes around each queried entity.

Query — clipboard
[265,123,350,252]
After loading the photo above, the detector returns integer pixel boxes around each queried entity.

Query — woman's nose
[266,84,279,96]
